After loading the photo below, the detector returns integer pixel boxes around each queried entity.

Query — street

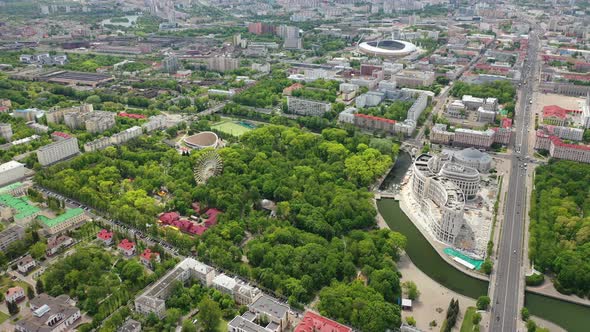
[489,20,541,332]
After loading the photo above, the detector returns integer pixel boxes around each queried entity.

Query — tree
[476,296,490,310]
[472,312,482,325]
[406,316,416,326]
[7,300,19,315]
[481,259,493,275]
[30,242,47,260]
[182,319,197,332]
[197,296,222,332]
[521,307,530,321]
[27,286,35,299]
[36,279,44,294]
[402,281,420,300]
[526,319,537,332]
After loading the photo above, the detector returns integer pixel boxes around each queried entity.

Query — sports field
[211,120,253,137]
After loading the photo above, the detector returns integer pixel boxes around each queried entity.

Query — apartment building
[207,56,239,73]
[535,130,590,163]
[84,126,142,152]
[36,134,80,166]
[392,70,435,88]
[143,115,168,132]
[454,128,495,149]
[430,124,455,145]
[0,225,25,251]
[0,123,13,141]
[286,97,331,116]
[46,104,93,124]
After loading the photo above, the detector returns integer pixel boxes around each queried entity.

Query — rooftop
[250,295,289,320]
[0,161,24,173]
[37,208,84,228]
[0,182,24,194]
[354,113,396,124]
[542,105,580,119]
[0,194,40,220]
[295,311,352,332]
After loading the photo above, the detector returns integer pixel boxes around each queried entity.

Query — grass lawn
[211,120,252,137]
[0,311,9,324]
[460,306,479,332]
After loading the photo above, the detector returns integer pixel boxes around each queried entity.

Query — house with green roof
[0,182,27,196]
[0,194,41,224]
[37,208,88,235]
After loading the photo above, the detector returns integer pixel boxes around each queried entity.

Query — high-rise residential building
[37,133,80,166]
[206,56,239,73]
[163,55,179,74]
[0,123,13,141]
[248,22,275,35]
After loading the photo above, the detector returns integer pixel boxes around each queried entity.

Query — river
[377,151,589,330]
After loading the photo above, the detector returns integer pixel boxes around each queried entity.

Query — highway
[489,21,541,332]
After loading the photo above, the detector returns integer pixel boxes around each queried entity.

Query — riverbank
[397,253,481,331]
[376,199,488,299]
[397,184,489,283]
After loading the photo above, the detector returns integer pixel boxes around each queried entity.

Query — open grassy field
[211,120,252,137]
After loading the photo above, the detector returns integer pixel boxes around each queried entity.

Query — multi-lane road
[489,21,541,332]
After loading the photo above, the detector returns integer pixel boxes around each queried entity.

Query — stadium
[358,39,417,58]
[183,131,220,149]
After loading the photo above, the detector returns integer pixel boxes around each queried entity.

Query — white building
[476,107,496,123]
[411,154,466,244]
[37,136,80,166]
[338,107,357,124]
[143,115,168,133]
[454,128,495,149]
[0,161,25,187]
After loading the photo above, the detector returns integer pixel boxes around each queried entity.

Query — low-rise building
[118,239,136,256]
[446,100,466,118]
[16,255,36,274]
[248,295,290,332]
[476,107,496,123]
[6,286,25,303]
[0,182,28,196]
[0,194,41,224]
[118,318,142,332]
[37,208,87,235]
[16,294,81,332]
[97,229,114,245]
[294,311,352,332]
[140,248,160,268]
[135,258,215,318]
[46,235,74,256]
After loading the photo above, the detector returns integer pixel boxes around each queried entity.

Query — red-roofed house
[204,208,221,227]
[542,105,581,126]
[140,249,160,268]
[118,239,136,256]
[159,212,180,224]
[97,229,114,245]
[295,311,352,332]
[5,286,25,303]
[535,131,590,163]
[501,118,513,128]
